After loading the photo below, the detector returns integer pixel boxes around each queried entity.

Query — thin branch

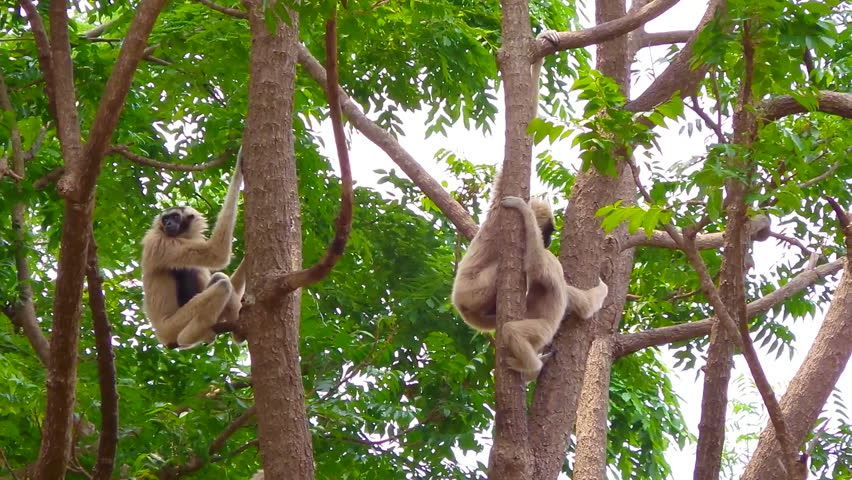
[0,448,20,480]
[535,0,682,58]
[688,95,725,143]
[23,125,49,161]
[17,0,57,118]
[296,44,477,239]
[85,230,119,480]
[0,70,50,366]
[613,258,845,357]
[33,167,65,190]
[109,144,233,171]
[768,231,813,257]
[797,158,844,189]
[263,11,353,297]
[621,214,771,250]
[634,29,692,48]
[193,0,248,18]
[82,18,122,39]
[762,91,852,121]
[208,405,257,455]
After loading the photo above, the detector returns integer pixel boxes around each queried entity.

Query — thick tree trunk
[488,0,537,478]
[740,267,852,480]
[528,0,635,477]
[241,2,315,479]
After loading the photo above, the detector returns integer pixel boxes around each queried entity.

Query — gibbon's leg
[209,259,246,342]
[451,262,499,331]
[157,274,234,348]
[501,318,558,381]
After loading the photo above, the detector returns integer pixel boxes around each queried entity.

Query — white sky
[309,0,851,477]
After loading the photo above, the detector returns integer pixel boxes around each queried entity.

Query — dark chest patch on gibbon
[170,268,204,307]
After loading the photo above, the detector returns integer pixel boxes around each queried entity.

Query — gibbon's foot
[166,341,180,350]
[501,196,527,209]
[537,29,560,46]
[208,272,229,286]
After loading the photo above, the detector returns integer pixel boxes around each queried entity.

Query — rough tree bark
[487,0,538,478]
[240,1,315,479]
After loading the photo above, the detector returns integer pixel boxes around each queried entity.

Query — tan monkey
[452,191,608,380]
[140,158,245,349]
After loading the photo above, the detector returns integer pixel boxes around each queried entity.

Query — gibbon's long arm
[529,30,559,120]
[147,159,243,270]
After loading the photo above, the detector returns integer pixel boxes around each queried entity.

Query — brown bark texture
[740,266,852,480]
[33,1,168,477]
[86,232,120,480]
[568,0,632,476]
[487,0,537,478]
[241,2,315,479]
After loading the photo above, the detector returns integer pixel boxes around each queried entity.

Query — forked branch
[263,6,353,298]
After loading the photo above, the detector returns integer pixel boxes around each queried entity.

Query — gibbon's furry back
[141,160,246,349]
[451,192,608,380]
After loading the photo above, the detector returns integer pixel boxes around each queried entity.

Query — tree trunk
[529,0,635,476]
[740,267,852,480]
[241,3,315,479]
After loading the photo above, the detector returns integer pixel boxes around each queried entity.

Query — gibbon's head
[529,198,556,248]
[156,206,207,238]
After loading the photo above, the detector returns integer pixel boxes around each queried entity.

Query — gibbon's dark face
[540,220,555,248]
[160,207,195,237]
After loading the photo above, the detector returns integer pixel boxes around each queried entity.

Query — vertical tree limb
[240,0,315,478]
[34,1,169,477]
[85,231,119,480]
[486,0,538,478]
[0,71,50,366]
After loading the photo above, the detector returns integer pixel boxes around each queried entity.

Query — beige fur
[452,192,608,381]
[141,160,245,348]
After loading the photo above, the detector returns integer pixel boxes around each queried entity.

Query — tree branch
[85,231,119,480]
[263,12,353,298]
[621,214,771,250]
[613,258,845,357]
[534,0,682,58]
[295,44,478,240]
[17,0,57,118]
[0,71,50,366]
[193,0,248,18]
[625,0,725,112]
[634,29,692,48]
[208,405,257,456]
[58,0,171,202]
[109,144,234,171]
[762,91,852,121]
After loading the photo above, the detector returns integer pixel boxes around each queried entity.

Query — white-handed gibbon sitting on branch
[452,185,608,380]
[141,158,246,349]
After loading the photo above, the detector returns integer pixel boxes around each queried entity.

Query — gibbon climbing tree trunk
[239,2,316,479]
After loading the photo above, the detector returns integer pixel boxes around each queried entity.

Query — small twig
[797,158,843,189]
[109,144,233,171]
[768,231,813,257]
[688,95,725,143]
[0,447,20,480]
[208,405,257,456]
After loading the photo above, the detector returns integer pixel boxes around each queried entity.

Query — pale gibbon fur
[141,160,245,349]
[451,192,608,380]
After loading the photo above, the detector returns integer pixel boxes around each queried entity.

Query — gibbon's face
[159,207,202,238]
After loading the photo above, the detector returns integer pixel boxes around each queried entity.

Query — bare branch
[33,167,65,190]
[687,96,725,143]
[625,0,725,113]
[797,158,844,189]
[23,125,49,161]
[109,145,233,171]
[296,44,478,239]
[85,231,119,480]
[17,0,57,118]
[621,214,771,250]
[81,19,122,39]
[762,91,852,121]
[614,258,844,357]
[193,0,248,18]
[767,231,813,257]
[208,405,257,455]
[535,0,681,57]
[634,29,692,48]
[265,12,353,296]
